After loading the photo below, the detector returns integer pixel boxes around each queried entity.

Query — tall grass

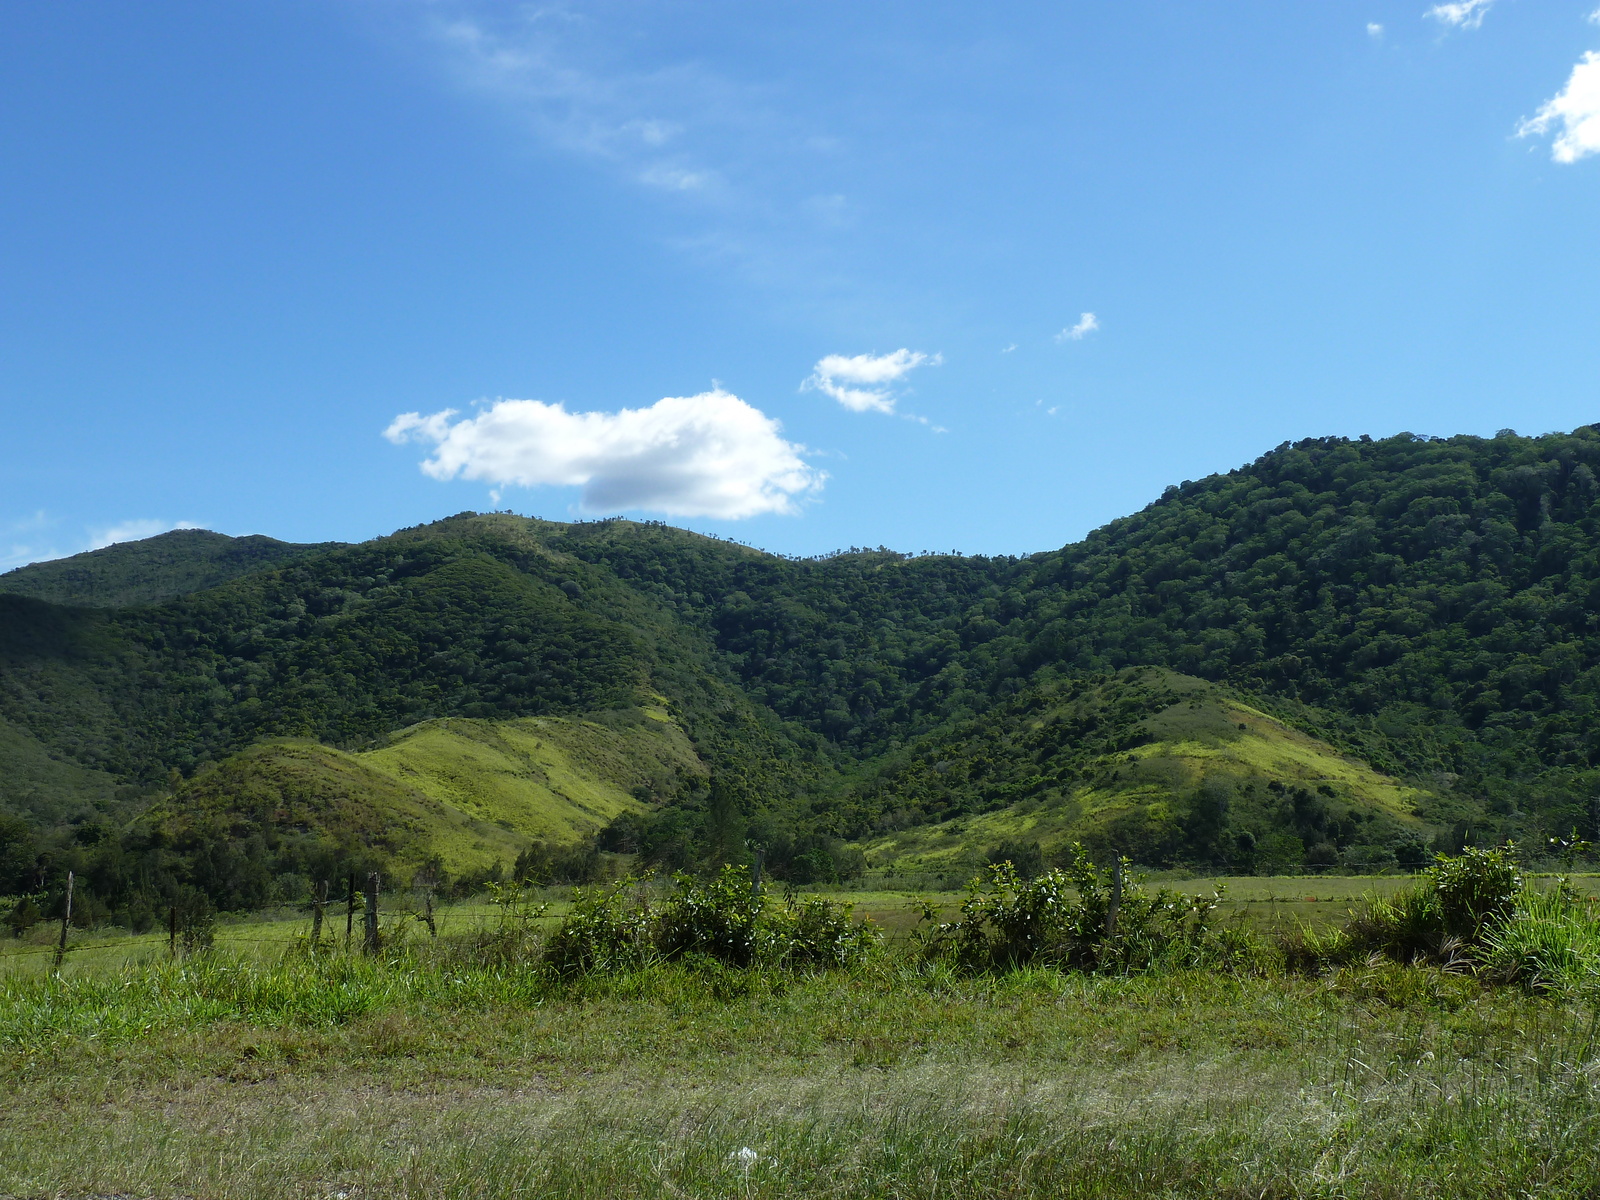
[2,853,1599,1197]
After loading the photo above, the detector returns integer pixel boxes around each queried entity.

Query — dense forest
[5,427,1600,927]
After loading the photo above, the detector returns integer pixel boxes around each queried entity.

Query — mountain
[0,529,344,607]
[136,704,706,911]
[5,427,1600,921]
[843,669,1441,882]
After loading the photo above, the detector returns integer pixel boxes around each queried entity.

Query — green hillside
[9,426,1600,921]
[360,705,705,854]
[849,670,1437,879]
[0,529,342,607]
[147,705,706,896]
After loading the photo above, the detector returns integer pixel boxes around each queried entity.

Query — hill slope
[847,670,1439,879]
[11,427,1600,918]
[0,529,343,607]
[140,705,707,909]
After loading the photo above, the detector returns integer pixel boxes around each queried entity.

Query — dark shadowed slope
[0,529,345,607]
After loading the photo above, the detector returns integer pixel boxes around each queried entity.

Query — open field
[2,869,1600,1196]
[0,940,1598,1198]
[8,873,1600,977]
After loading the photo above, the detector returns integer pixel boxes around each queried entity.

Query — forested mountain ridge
[5,426,1600,925]
[0,528,344,607]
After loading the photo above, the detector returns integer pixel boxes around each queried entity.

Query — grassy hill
[851,670,1438,879]
[0,529,342,607]
[152,703,705,880]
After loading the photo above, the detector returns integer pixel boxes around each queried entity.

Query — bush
[918,846,1253,974]
[543,867,878,976]
[542,880,653,976]
[1430,846,1521,938]
[1288,846,1543,974]
[4,895,43,938]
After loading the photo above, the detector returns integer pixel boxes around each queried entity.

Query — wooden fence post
[311,879,327,947]
[423,886,437,938]
[53,871,74,975]
[363,872,380,955]
[169,905,178,959]
[345,872,356,952]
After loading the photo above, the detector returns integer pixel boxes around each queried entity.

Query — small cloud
[1517,51,1600,163]
[1000,343,1017,354]
[0,510,65,572]
[1055,313,1100,342]
[1047,406,1059,416]
[1367,22,1385,37]
[87,519,200,550]
[624,118,681,146]
[804,349,941,414]
[1426,0,1493,29]
[639,165,712,191]
[386,389,823,519]
[1591,7,1600,25]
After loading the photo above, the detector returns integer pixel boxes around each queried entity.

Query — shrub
[655,867,768,967]
[542,867,879,976]
[1289,846,1542,975]
[542,879,654,976]
[772,893,880,969]
[918,846,1250,974]
[1429,845,1521,938]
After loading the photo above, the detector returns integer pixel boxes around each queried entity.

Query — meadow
[0,870,1598,1198]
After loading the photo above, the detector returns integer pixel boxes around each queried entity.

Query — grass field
[3,874,1599,1197]
[0,940,1597,1197]
[8,873,1600,976]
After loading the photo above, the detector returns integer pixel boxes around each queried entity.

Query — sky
[3,0,1599,568]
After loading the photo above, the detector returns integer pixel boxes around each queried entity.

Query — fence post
[1105,858,1122,940]
[423,886,437,938]
[169,905,178,959]
[363,872,380,954]
[311,879,327,947]
[53,871,74,975]
[345,872,356,951]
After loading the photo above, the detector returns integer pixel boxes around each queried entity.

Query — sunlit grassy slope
[157,705,706,873]
[363,705,705,848]
[859,671,1433,875]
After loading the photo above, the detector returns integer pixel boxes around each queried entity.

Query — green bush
[1430,846,1522,939]
[543,867,878,976]
[918,846,1255,974]
[542,880,654,976]
[1287,847,1581,979]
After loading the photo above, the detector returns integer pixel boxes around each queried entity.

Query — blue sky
[3,1,1598,567]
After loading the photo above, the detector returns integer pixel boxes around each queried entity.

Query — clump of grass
[1480,883,1600,994]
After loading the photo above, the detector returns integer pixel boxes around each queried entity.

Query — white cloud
[1367,23,1385,38]
[423,11,752,208]
[803,349,940,414]
[1055,313,1100,342]
[1426,0,1493,29]
[1518,52,1600,163]
[385,389,822,519]
[1000,343,1017,354]
[87,519,200,551]
[1590,7,1600,24]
